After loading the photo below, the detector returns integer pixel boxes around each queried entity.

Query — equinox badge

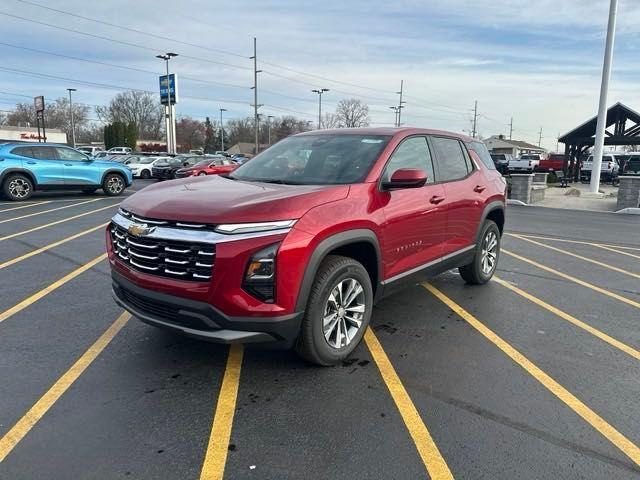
[128,223,155,237]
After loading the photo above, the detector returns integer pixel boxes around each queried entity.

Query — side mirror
[382,168,428,189]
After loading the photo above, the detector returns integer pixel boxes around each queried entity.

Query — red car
[107,128,506,365]
[174,157,238,178]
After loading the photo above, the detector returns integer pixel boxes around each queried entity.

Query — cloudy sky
[1,0,640,150]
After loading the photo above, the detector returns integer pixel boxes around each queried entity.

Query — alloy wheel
[322,278,366,349]
[9,178,30,199]
[107,176,124,194]
[481,230,498,275]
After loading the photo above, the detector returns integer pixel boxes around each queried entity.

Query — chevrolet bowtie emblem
[128,223,155,237]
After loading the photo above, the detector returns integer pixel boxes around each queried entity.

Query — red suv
[107,128,506,365]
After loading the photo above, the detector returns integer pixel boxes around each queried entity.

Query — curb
[615,207,640,215]
[506,199,527,206]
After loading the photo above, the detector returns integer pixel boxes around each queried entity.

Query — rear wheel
[102,173,125,196]
[295,255,373,366]
[3,174,33,201]
[459,220,500,285]
[198,171,207,176]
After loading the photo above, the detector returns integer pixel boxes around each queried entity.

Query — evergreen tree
[203,117,215,153]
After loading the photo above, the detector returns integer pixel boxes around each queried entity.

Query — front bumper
[111,270,303,347]
[152,168,173,179]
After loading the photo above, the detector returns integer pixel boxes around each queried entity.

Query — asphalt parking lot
[1,180,639,480]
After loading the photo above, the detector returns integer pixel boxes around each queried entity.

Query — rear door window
[31,146,58,160]
[430,137,471,181]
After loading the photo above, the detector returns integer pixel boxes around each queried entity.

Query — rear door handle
[474,185,486,193]
[430,195,445,205]
[64,163,73,166]
[26,161,36,164]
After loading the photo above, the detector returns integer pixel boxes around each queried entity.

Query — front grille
[110,222,215,281]
[118,208,216,230]
[119,286,180,321]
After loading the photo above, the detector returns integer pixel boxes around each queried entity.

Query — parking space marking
[0,201,52,214]
[0,253,107,324]
[493,276,640,361]
[502,249,640,310]
[364,327,454,480]
[0,223,108,270]
[510,233,640,253]
[508,234,640,280]
[0,311,130,463]
[0,198,104,225]
[595,244,640,261]
[0,203,118,243]
[200,344,244,480]
[422,283,640,467]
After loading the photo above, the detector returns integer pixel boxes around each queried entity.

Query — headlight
[215,220,296,235]
[243,243,278,302]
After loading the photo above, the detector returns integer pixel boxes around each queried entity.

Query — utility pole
[250,37,262,155]
[66,88,77,148]
[538,127,543,147]
[389,106,400,127]
[590,0,618,194]
[396,80,406,127]
[509,117,513,140]
[311,88,329,129]
[219,108,227,151]
[471,100,478,138]
[156,52,178,154]
[267,115,274,145]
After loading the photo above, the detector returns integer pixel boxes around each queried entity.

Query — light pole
[66,88,77,148]
[312,88,329,129]
[590,0,618,194]
[156,52,178,154]
[219,108,227,152]
[267,115,274,145]
[389,106,400,127]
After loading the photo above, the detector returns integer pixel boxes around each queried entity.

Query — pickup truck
[509,154,542,173]
[490,153,511,174]
[580,154,620,183]
[536,153,567,173]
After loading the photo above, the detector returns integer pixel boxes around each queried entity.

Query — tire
[170,170,177,179]
[82,188,98,194]
[295,255,373,366]
[102,173,125,196]
[2,173,34,201]
[198,171,207,176]
[140,169,151,179]
[459,220,501,285]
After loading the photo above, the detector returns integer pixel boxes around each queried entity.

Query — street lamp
[67,88,77,148]
[156,52,178,154]
[219,108,227,152]
[267,115,274,145]
[311,88,329,129]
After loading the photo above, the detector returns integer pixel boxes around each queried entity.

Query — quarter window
[431,137,470,181]
[382,136,435,183]
[11,146,34,158]
[469,142,496,170]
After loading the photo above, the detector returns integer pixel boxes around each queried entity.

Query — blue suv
[0,143,133,201]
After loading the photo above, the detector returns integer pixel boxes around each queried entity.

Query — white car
[107,147,132,154]
[127,156,171,179]
[580,153,620,183]
[77,146,104,156]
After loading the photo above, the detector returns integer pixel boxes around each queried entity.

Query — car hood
[121,175,350,224]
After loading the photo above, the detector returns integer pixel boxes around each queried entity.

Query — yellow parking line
[508,234,640,280]
[502,249,640,310]
[0,201,52,214]
[511,233,640,253]
[0,223,108,270]
[595,244,640,261]
[0,253,107,324]
[0,203,118,242]
[200,344,244,480]
[0,198,103,224]
[422,283,640,467]
[0,311,130,463]
[493,276,640,361]
[365,327,454,479]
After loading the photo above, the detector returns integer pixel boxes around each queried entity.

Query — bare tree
[321,113,339,129]
[96,91,163,139]
[335,99,370,128]
[176,116,206,152]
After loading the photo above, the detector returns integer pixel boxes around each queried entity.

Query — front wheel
[102,173,125,196]
[459,220,501,285]
[140,169,151,179]
[3,174,33,201]
[198,171,207,176]
[295,255,373,366]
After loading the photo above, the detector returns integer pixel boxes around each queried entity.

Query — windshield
[230,134,391,185]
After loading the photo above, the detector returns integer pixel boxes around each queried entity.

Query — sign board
[159,74,178,105]
[34,95,45,112]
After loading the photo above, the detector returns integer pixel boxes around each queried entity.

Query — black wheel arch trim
[0,168,38,187]
[475,200,505,243]
[295,229,382,312]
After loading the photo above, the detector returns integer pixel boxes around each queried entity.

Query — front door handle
[64,163,73,166]
[26,161,36,164]
[430,195,445,205]
[474,185,486,193]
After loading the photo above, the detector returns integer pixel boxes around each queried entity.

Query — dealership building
[0,125,67,144]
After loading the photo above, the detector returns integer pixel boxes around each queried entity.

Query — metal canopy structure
[559,102,640,181]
